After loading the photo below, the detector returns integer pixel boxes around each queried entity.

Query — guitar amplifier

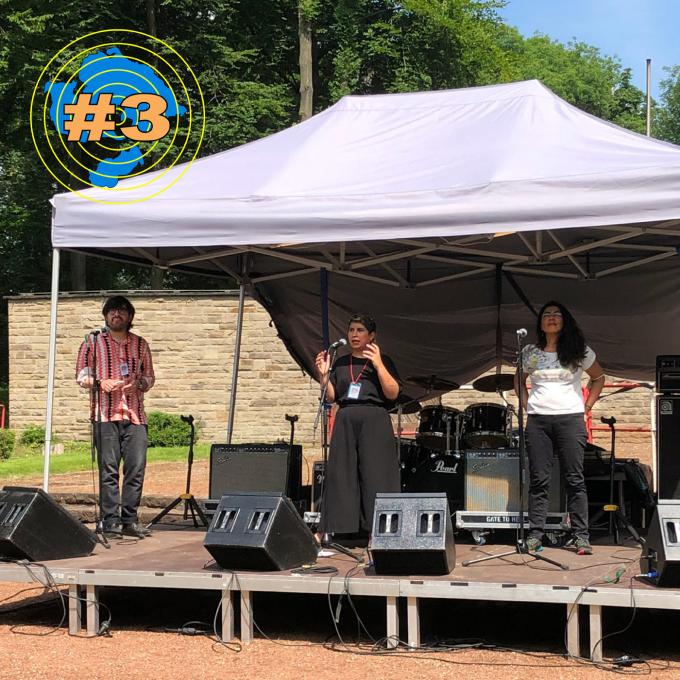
[656,355,680,394]
[209,443,302,501]
[465,449,564,512]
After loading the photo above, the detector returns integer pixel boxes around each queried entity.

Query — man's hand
[100,378,125,393]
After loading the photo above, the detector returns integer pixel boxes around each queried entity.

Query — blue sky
[499,0,679,100]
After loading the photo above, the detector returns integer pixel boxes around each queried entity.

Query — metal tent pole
[226,280,246,444]
[42,248,60,492]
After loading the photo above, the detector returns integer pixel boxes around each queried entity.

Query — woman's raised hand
[315,350,331,377]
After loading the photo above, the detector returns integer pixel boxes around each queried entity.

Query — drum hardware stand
[463,331,569,571]
[145,415,209,530]
[87,331,110,549]
[594,416,644,546]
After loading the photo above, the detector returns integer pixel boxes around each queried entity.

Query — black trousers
[526,413,589,540]
[95,421,148,526]
[321,404,400,534]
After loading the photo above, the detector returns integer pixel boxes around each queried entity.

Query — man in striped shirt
[76,296,155,539]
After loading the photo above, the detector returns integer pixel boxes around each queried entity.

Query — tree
[657,66,680,145]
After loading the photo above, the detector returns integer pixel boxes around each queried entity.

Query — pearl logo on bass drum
[432,459,460,474]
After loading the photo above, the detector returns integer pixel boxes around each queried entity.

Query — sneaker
[574,537,593,555]
[121,522,151,539]
[101,522,122,538]
[526,537,543,553]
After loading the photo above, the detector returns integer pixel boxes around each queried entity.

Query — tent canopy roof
[52,79,680,251]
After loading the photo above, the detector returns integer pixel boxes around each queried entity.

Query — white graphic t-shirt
[521,344,596,415]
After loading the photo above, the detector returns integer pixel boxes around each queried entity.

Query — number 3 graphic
[120,94,171,141]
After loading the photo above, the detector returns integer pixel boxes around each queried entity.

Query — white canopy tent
[44,80,680,489]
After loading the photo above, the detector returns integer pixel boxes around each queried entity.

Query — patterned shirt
[75,331,155,424]
[521,343,596,415]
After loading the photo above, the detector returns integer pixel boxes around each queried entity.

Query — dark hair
[348,313,376,333]
[536,300,586,369]
[102,295,135,330]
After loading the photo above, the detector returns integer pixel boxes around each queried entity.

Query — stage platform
[1,529,678,662]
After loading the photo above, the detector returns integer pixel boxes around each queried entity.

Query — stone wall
[7,292,655,467]
[8,292,321,451]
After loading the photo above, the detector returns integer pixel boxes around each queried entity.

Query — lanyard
[350,355,370,383]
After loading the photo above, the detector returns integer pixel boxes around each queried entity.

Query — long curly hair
[535,301,587,369]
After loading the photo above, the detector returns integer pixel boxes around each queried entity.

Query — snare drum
[417,405,461,451]
[462,402,510,449]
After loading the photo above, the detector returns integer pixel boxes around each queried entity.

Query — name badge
[347,382,361,399]
[120,362,129,377]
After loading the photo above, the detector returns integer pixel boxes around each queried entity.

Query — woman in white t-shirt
[515,301,605,556]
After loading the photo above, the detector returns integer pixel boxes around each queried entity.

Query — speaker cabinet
[657,397,680,501]
[209,444,302,501]
[640,504,680,586]
[369,492,455,575]
[0,487,96,562]
[311,460,325,511]
[204,492,318,571]
[465,450,563,512]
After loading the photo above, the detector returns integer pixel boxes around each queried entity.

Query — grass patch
[0,442,211,480]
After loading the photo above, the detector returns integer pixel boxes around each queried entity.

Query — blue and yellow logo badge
[31,29,205,204]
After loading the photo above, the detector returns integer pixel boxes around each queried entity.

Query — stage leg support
[86,585,99,636]
[406,597,420,648]
[589,604,603,662]
[240,590,253,645]
[386,596,399,648]
[221,588,235,641]
[566,602,580,658]
[68,584,82,635]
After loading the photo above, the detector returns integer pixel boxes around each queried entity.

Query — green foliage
[19,425,46,447]
[147,411,199,447]
[657,66,680,145]
[0,429,15,460]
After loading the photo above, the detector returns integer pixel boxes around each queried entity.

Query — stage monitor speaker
[0,487,96,562]
[209,443,302,501]
[640,504,680,587]
[465,450,563,512]
[204,492,318,571]
[657,396,680,501]
[369,492,455,575]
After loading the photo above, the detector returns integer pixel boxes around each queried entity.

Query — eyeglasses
[542,311,563,318]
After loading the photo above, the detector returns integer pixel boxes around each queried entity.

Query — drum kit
[395,373,517,513]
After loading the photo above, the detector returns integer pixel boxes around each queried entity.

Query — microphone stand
[145,415,209,530]
[463,331,568,571]
[88,331,110,549]
[600,416,644,546]
[311,347,360,560]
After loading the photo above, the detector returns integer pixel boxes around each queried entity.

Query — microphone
[516,328,528,339]
[328,338,348,350]
[84,327,107,341]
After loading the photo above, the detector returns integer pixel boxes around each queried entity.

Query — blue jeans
[95,420,147,526]
[526,413,589,540]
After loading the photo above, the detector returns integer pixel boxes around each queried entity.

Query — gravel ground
[1,463,680,679]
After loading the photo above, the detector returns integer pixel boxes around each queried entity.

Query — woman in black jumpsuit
[315,314,401,535]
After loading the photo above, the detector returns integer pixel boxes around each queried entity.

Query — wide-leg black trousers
[321,404,400,534]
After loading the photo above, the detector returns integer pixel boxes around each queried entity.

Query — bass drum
[401,449,465,514]
[462,402,510,449]
[416,406,461,451]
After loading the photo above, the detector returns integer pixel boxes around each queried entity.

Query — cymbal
[393,393,421,414]
[407,375,460,392]
[472,373,515,393]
